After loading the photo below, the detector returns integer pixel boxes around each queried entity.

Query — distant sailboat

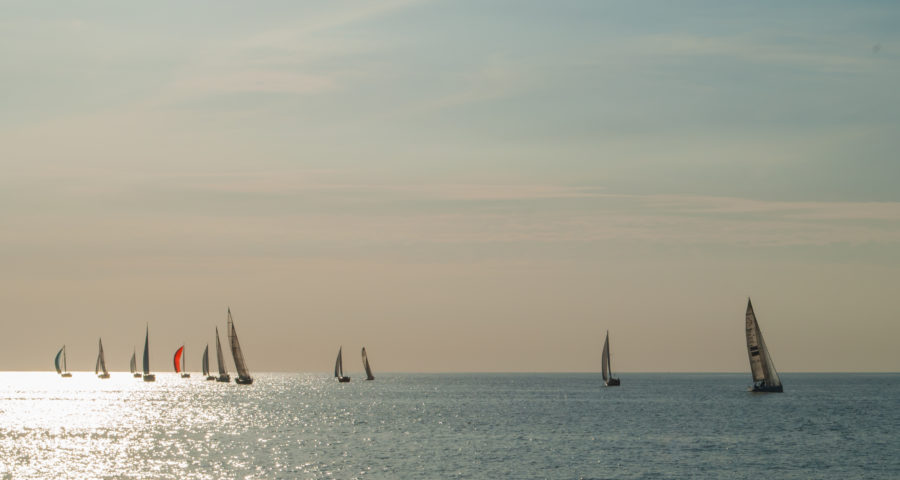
[174,345,190,378]
[361,347,375,381]
[215,327,230,382]
[55,345,72,377]
[142,325,156,382]
[202,344,215,380]
[95,338,110,379]
[601,331,620,386]
[130,348,141,377]
[745,298,783,393]
[335,346,350,382]
[227,308,253,385]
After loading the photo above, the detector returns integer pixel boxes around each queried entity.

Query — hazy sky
[2,1,899,373]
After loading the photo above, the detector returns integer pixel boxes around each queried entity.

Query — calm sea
[1,372,898,479]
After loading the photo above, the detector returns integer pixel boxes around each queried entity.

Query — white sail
[202,344,210,376]
[362,347,374,380]
[142,325,151,375]
[601,332,610,382]
[227,308,251,381]
[96,339,108,375]
[335,347,343,378]
[745,299,782,389]
[215,327,227,376]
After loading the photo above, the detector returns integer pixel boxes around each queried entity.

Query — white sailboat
[361,347,375,381]
[335,346,350,382]
[55,345,72,377]
[142,325,156,382]
[745,298,783,392]
[215,326,230,382]
[95,338,110,379]
[601,331,620,386]
[227,308,253,385]
[174,345,190,378]
[203,344,215,380]
[130,348,141,377]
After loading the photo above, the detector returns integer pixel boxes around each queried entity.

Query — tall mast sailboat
[174,345,190,378]
[142,325,156,382]
[602,331,620,386]
[130,348,141,377]
[227,307,253,385]
[215,327,230,382]
[203,344,215,380]
[361,347,375,381]
[96,338,110,379]
[335,346,350,382]
[745,298,783,393]
[55,345,72,377]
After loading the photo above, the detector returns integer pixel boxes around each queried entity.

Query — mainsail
[227,308,252,383]
[96,339,108,376]
[142,325,151,375]
[202,344,210,376]
[334,347,344,378]
[215,327,228,376]
[55,346,65,374]
[130,350,137,374]
[361,347,374,380]
[601,332,611,382]
[174,346,184,373]
[745,298,782,391]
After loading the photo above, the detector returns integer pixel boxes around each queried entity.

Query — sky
[2,1,899,373]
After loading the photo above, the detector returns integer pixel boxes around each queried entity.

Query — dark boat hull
[181,373,191,378]
[605,378,620,386]
[60,373,72,378]
[98,373,110,379]
[216,375,231,383]
[751,384,783,393]
[133,373,142,378]
[143,374,156,382]
[337,376,350,383]
[205,375,216,381]
[235,376,253,385]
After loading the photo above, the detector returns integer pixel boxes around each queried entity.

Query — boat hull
[143,374,156,382]
[216,375,231,383]
[205,375,216,381]
[98,373,110,379]
[750,384,783,393]
[605,378,621,386]
[133,373,142,378]
[235,376,253,385]
[337,376,350,383]
[181,373,191,378]
[60,373,72,378]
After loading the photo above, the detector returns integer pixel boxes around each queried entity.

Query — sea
[1,372,898,479]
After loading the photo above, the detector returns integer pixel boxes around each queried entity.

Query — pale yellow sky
[2,1,899,373]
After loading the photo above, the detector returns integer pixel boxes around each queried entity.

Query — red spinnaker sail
[173,346,184,373]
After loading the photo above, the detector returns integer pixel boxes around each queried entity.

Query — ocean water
[1,372,898,479]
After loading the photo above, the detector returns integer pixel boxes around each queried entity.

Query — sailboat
[55,345,72,377]
[745,298,783,393]
[174,345,190,378]
[130,348,141,377]
[227,308,253,385]
[601,331,620,386]
[142,324,156,382]
[202,344,215,380]
[334,346,350,382]
[361,347,375,381]
[215,326,230,382]
[95,338,110,379]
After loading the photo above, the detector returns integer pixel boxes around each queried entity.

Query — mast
[362,347,374,380]
[143,324,151,375]
[227,307,251,380]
